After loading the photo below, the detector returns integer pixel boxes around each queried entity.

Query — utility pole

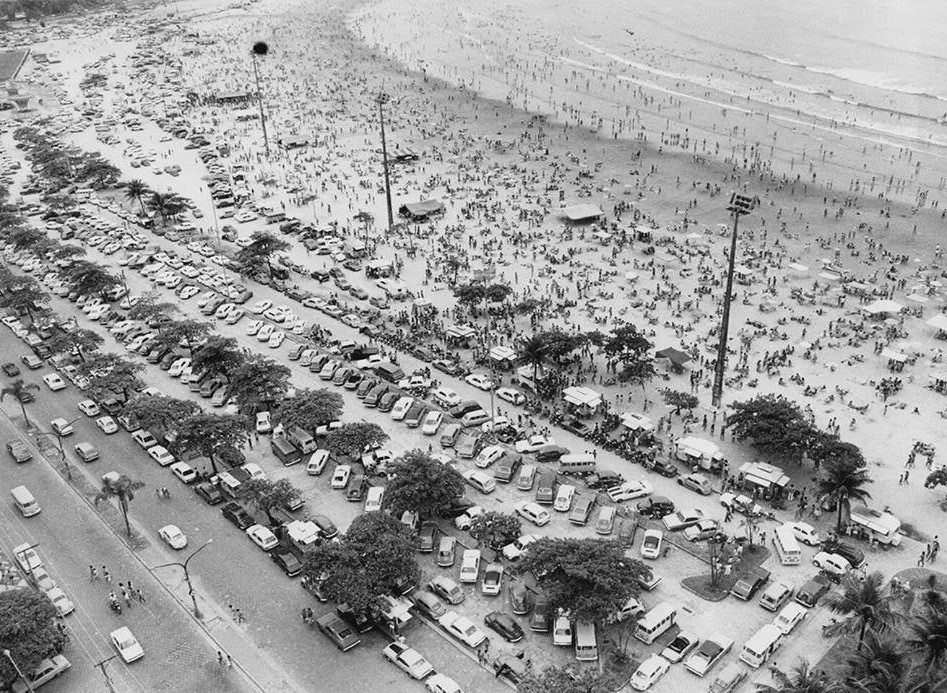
[3,650,33,693]
[377,92,394,233]
[711,192,757,409]
[154,539,213,618]
[251,42,270,157]
[94,654,119,693]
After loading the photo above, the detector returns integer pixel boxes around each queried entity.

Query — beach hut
[880,348,908,372]
[927,313,947,337]
[737,461,790,498]
[734,265,755,285]
[488,345,518,370]
[559,204,602,224]
[445,323,476,346]
[863,299,904,319]
[562,386,603,416]
[928,372,947,394]
[654,347,691,373]
[398,199,444,220]
[620,412,654,435]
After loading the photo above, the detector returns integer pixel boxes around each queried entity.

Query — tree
[844,631,911,692]
[755,659,834,693]
[62,260,119,297]
[519,333,550,381]
[518,665,612,693]
[302,512,420,614]
[386,451,466,520]
[905,603,947,678]
[323,422,388,460]
[43,325,103,362]
[0,379,40,427]
[227,356,291,416]
[234,230,290,277]
[514,297,544,315]
[126,291,178,322]
[153,318,211,355]
[810,434,866,471]
[818,458,873,531]
[603,323,654,385]
[539,328,585,365]
[824,572,900,651]
[78,353,144,402]
[726,394,816,461]
[468,511,521,550]
[453,282,485,307]
[7,226,45,250]
[0,588,67,688]
[518,538,650,625]
[661,388,698,414]
[190,335,246,380]
[124,179,149,215]
[273,388,343,434]
[241,478,302,524]
[174,413,248,474]
[122,395,200,435]
[0,276,49,324]
[148,192,171,224]
[94,473,145,537]
[75,152,120,188]
[484,282,512,303]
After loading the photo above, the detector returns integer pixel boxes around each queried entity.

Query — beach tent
[863,299,904,316]
[489,345,518,369]
[620,412,654,434]
[559,204,602,223]
[738,461,790,492]
[787,262,809,274]
[278,136,309,150]
[655,347,692,371]
[398,199,444,220]
[927,314,947,332]
[624,271,640,283]
[562,386,603,414]
[445,324,476,343]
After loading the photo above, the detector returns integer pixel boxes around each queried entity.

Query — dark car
[410,590,447,619]
[795,574,832,607]
[345,474,367,502]
[271,550,302,577]
[484,611,524,643]
[2,362,21,377]
[377,392,399,412]
[637,496,675,519]
[535,445,570,463]
[221,502,255,529]
[418,521,438,552]
[730,567,771,601]
[560,417,591,437]
[301,574,329,602]
[316,613,361,651]
[823,539,866,570]
[21,354,43,369]
[645,458,680,478]
[530,594,551,632]
[332,367,351,387]
[158,352,179,370]
[311,513,339,539]
[336,603,373,634]
[194,482,224,505]
[438,497,474,520]
[363,383,387,407]
[586,470,625,490]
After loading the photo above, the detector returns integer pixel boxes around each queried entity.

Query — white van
[464,470,496,495]
[758,582,793,612]
[574,621,598,661]
[740,623,783,668]
[773,524,802,566]
[306,449,333,476]
[634,602,677,644]
[11,485,40,517]
[286,426,317,454]
[773,602,807,635]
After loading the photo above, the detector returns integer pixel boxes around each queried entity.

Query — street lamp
[711,192,758,409]
[35,415,82,481]
[2,649,33,693]
[250,41,270,156]
[376,92,394,233]
[154,539,213,618]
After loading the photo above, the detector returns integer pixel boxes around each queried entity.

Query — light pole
[711,192,757,409]
[35,415,82,481]
[377,92,394,233]
[3,649,33,693]
[250,41,270,157]
[154,539,213,618]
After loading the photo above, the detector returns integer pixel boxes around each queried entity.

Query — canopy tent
[787,262,809,274]
[562,386,603,412]
[559,204,603,222]
[624,271,640,283]
[863,299,904,316]
[880,348,908,363]
[278,136,309,150]
[620,412,654,433]
[489,345,518,364]
[927,314,947,332]
[675,436,720,460]
[655,347,692,369]
[445,324,476,340]
[398,199,444,220]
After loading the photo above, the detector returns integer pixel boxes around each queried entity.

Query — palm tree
[519,333,548,381]
[756,658,836,692]
[1,379,41,427]
[824,572,901,651]
[94,474,145,537]
[845,631,911,692]
[818,458,873,531]
[905,604,947,678]
[148,192,170,224]
[124,179,148,216]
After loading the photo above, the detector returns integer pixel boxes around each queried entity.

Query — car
[170,461,197,484]
[194,482,224,505]
[1,362,20,377]
[158,524,188,549]
[661,631,699,663]
[464,373,495,391]
[12,544,42,573]
[311,513,339,539]
[418,521,438,552]
[21,354,43,369]
[7,439,32,463]
[221,502,255,529]
[438,611,487,647]
[822,539,865,569]
[607,480,653,502]
[147,445,175,466]
[246,524,279,551]
[475,444,505,469]
[684,519,722,542]
[684,633,733,676]
[96,416,118,434]
[169,358,191,377]
[640,529,663,559]
[110,626,145,663]
[11,654,71,693]
[42,373,67,391]
[502,534,539,561]
[495,387,525,405]
[330,464,351,489]
[410,588,448,619]
[421,410,443,435]
[336,603,373,633]
[428,575,465,604]
[425,673,463,693]
[509,580,531,615]
[553,613,573,646]
[74,442,100,462]
[48,418,74,437]
[31,566,56,593]
[268,330,285,348]
[677,472,713,495]
[645,458,680,477]
[390,396,414,420]
[77,399,101,416]
[253,411,272,434]
[786,521,822,546]
[719,492,763,517]
[484,611,525,642]
[382,641,435,680]
[316,613,361,652]
[481,563,504,596]
[454,505,484,530]
[515,500,551,526]
[514,434,554,454]
[271,550,303,577]
[812,551,851,579]
[663,508,706,531]
[630,654,671,691]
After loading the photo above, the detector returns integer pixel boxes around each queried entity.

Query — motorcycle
[109,597,122,615]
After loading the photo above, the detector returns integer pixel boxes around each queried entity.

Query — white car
[475,445,506,469]
[787,521,822,546]
[391,396,414,421]
[255,411,272,433]
[554,484,576,512]
[607,480,653,502]
[515,434,553,453]
[421,410,443,435]
[481,563,504,596]
[502,534,538,561]
[77,399,101,416]
[47,587,74,617]
[158,524,187,550]
[515,501,551,526]
[234,210,257,223]
[813,551,851,577]
[12,544,42,572]
[147,445,175,466]
[454,506,484,530]
[256,324,275,342]
[464,373,495,391]
[425,673,464,693]
[50,418,75,436]
[169,358,191,377]
[267,330,285,348]
[630,654,671,691]
[553,614,573,646]
[640,529,663,560]
[245,319,264,336]
[110,626,144,663]
[246,524,278,551]
[382,641,435,680]
[495,387,525,405]
[43,374,67,391]
[251,299,273,314]
[242,462,266,480]
[663,508,706,531]
[438,611,487,647]
[331,464,351,489]
[96,416,118,434]
[170,461,197,484]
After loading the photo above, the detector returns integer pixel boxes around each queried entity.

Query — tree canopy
[274,388,343,433]
[190,335,246,380]
[385,451,466,520]
[241,478,301,524]
[323,422,388,460]
[228,356,291,415]
[727,394,815,461]
[78,352,144,401]
[0,588,66,688]
[122,395,200,435]
[469,511,522,551]
[517,665,612,693]
[235,230,290,277]
[174,413,248,473]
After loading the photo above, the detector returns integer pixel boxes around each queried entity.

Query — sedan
[683,519,722,542]
[464,373,495,391]
[607,480,653,502]
[50,418,74,436]
[316,613,361,652]
[662,508,705,531]
[170,461,197,484]
[246,524,278,551]
[787,521,822,546]
[168,358,191,377]
[484,611,524,643]
[47,587,74,617]
[438,611,487,647]
[77,399,101,416]
[95,416,118,434]
[661,631,699,663]
[630,654,670,691]
[267,330,285,348]
[515,434,554,453]
[147,445,175,466]
[495,387,525,405]
[250,299,273,314]
[428,575,465,605]
[1,362,20,377]
[256,324,275,342]
[110,626,144,663]
[271,550,303,577]
[158,524,188,550]
[194,482,224,505]
[410,590,447,619]
[421,410,443,435]
[331,464,351,489]
[502,534,538,561]
[481,563,504,596]
[640,529,663,560]
[42,373,67,391]
[245,319,264,336]
[382,642,435,680]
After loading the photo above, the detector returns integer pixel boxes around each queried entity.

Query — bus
[773,524,802,565]
[634,602,677,644]
[740,624,783,668]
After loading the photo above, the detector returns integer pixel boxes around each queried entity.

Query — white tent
[864,299,904,315]
[927,314,947,331]
[488,345,517,363]
[562,386,602,411]
[620,412,654,433]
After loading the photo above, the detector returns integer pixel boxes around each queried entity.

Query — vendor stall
[562,386,603,417]
[488,345,518,370]
[737,461,790,499]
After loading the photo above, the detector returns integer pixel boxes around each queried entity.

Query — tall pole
[154,539,212,619]
[711,193,757,409]
[251,42,270,157]
[3,650,33,693]
[377,93,394,233]
[94,654,119,693]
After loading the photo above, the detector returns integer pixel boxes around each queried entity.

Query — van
[759,582,793,612]
[794,575,831,608]
[517,464,537,491]
[773,602,807,635]
[270,434,302,466]
[535,469,557,505]
[569,496,596,525]
[286,426,317,455]
[634,602,677,644]
[739,623,783,668]
[11,485,40,517]
[306,449,334,476]
[374,362,406,384]
[773,524,802,566]
[432,387,461,409]
[557,453,596,477]
[461,409,490,428]
[574,621,598,661]
[494,453,522,483]
[439,423,462,448]
[594,506,616,535]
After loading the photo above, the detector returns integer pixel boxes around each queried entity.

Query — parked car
[640,529,663,559]
[484,611,524,642]
[316,613,361,652]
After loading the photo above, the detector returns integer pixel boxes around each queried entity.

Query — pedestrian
[919,551,927,567]
[226,654,232,668]
[217,651,224,666]
[124,591,132,607]
[136,588,145,603]
[90,565,98,581]
[905,470,910,484]
[103,567,111,583]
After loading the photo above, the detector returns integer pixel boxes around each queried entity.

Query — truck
[848,508,902,546]
[674,436,725,473]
